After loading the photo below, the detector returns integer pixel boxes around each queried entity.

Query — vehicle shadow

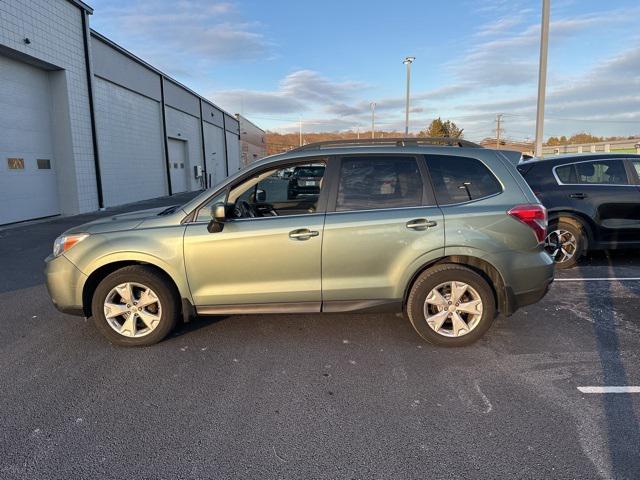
[169,315,230,339]
[584,257,640,478]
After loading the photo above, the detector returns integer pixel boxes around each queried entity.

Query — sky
[88,0,640,142]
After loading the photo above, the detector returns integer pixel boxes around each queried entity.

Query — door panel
[322,207,444,301]
[571,186,640,244]
[184,214,324,306]
[168,138,188,193]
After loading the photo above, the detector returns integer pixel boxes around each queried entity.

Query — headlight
[53,233,89,257]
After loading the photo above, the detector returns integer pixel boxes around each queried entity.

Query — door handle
[569,193,587,199]
[406,218,438,230]
[289,228,319,240]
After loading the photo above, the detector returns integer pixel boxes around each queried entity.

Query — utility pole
[299,117,303,146]
[403,56,415,136]
[535,0,550,157]
[357,126,360,139]
[370,102,376,139]
[495,114,504,149]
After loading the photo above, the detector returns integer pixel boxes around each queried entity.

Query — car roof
[255,144,492,167]
[519,152,640,166]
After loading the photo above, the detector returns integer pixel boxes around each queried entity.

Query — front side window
[195,191,227,222]
[335,156,423,211]
[574,160,629,185]
[227,161,326,218]
[427,155,502,205]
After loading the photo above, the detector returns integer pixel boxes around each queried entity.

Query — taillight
[507,204,547,243]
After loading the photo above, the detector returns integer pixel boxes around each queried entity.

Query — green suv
[45,138,554,347]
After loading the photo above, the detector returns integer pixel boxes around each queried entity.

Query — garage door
[204,123,226,186]
[94,77,167,207]
[225,131,241,175]
[0,55,59,225]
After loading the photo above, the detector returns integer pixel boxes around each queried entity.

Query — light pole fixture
[403,56,415,136]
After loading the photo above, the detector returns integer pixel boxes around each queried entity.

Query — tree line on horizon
[264,118,637,154]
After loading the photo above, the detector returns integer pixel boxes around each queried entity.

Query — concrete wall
[0,0,250,223]
[237,114,267,166]
[542,139,640,155]
[0,0,98,215]
[90,33,244,200]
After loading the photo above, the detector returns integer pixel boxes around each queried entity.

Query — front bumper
[44,254,87,316]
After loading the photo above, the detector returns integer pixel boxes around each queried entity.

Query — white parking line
[555,278,640,282]
[578,386,640,394]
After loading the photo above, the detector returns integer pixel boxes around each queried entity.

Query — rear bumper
[505,278,553,315]
[502,250,554,315]
[44,254,86,317]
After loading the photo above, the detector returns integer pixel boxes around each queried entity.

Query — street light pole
[535,0,550,157]
[299,117,303,146]
[370,102,376,139]
[403,56,415,136]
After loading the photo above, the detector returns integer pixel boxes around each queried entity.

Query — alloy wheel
[423,281,483,338]
[103,282,162,338]
[544,229,577,264]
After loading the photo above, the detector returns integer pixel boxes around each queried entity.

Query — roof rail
[289,137,482,152]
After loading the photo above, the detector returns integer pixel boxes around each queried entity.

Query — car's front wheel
[406,264,496,347]
[91,266,179,346]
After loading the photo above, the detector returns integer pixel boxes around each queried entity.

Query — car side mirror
[255,188,266,203]
[207,203,226,233]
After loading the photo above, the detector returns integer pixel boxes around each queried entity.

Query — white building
[236,114,267,167]
[0,0,249,225]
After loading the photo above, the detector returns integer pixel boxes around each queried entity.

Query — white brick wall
[94,77,167,207]
[0,0,98,214]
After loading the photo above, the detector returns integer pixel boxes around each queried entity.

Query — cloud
[90,0,270,74]
[213,70,367,115]
[451,45,640,140]
[449,8,640,90]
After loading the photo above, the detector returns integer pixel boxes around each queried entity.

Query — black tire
[545,219,584,269]
[91,266,179,347]
[406,264,497,347]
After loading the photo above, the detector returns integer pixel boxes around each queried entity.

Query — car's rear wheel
[91,266,179,346]
[544,220,583,269]
[407,264,496,347]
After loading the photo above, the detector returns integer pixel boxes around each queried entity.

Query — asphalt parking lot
[1,194,639,479]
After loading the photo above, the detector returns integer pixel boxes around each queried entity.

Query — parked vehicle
[287,164,325,199]
[518,153,640,268]
[45,138,553,347]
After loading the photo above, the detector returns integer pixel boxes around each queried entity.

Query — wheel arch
[547,209,593,250]
[81,260,187,319]
[403,255,508,314]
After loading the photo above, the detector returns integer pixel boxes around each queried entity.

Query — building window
[7,158,25,170]
[37,159,51,170]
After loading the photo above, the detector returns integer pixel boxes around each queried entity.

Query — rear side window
[575,160,628,185]
[336,156,423,211]
[427,155,502,205]
[555,164,577,184]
